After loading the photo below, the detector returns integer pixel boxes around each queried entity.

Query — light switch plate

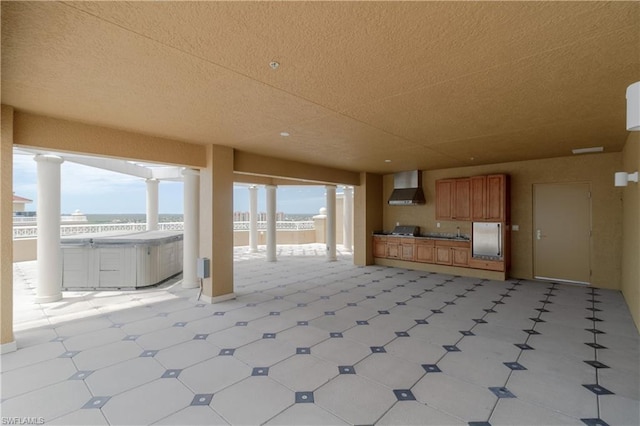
[512,225,519,231]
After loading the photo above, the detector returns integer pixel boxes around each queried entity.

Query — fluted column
[181,169,200,289]
[326,185,337,261]
[266,185,277,262]
[249,186,258,253]
[34,154,64,303]
[343,186,353,252]
[146,178,159,231]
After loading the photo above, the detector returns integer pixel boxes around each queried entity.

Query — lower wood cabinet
[416,240,435,263]
[452,247,470,267]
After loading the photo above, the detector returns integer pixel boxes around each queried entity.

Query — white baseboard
[1,340,17,354]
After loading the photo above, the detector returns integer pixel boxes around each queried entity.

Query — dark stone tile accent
[422,364,441,373]
[50,336,66,342]
[460,330,475,336]
[173,322,187,327]
[123,335,140,341]
[357,320,369,325]
[156,313,169,317]
[109,324,124,328]
[378,310,390,315]
[412,295,422,298]
[586,317,603,322]
[585,342,607,349]
[383,290,392,293]
[444,301,455,305]
[191,394,214,406]
[483,309,496,313]
[219,348,235,356]
[235,322,248,327]
[535,308,550,313]
[585,328,605,334]
[586,307,602,312]
[325,311,336,316]
[468,422,492,426]
[581,418,610,426]
[297,303,307,307]
[366,296,376,299]
[59,351,81,358]
[396,302,407,306]
[431,310,443,314]
[348,303,358,307]
[246,303,257,307]
[499,294,511,297]
[321,296,330,300]
[539,300,553,304]
[515,343,534,350]
[296,347,311,355]
[195,304,206,308]
[443,345,461,352]
[523,329,541,335]
[295,391,314,403]
[252,367,269,376]
[583,384,614,395]
[270,312,281,316]
[456,294,466,298]
[584,360,609,369]
[393,389,416,401]
[140,350,159,357]
[473,319,488,324]
[263,333,277,339]
[330,332,343,338]
[503,362,527,370]
[488,387,516,398]
[82,396,111,409]
[395,331,410,337]
[339,365,356,374]
[213,312,226,316]
[492,301,505,305]
[162,369,182,378]
[297,321,309,326]
[529,318,545,323]
[415,319,428,325]
[371,346,386,353]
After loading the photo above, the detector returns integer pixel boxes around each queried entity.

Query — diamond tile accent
[411,295,422,298]
[473,319,488,324]
[330,332,343,338]
[395,331,410,337]
[193,334,209,340]
[252,367,269,376]
[584,360,609,369]
[68,370,95,380]
[585,342,607,349]
[82,396,111,409]
[123,335,140,341]
[263,333,277,339]
[422,364,441,373]
[585,317,603,322]
[468,422,492,426]
[59,351,81,358]
[393,389,416,401]
[396,302,407,306]
[431,310,443,314]
[529,318,545,323]
[325,311,336,316]
[371,346,386,353]
[195,303,206,308]
[235,322,248,326]
[378,311,390,315]
[583,384,614,395]
[247,303,257,307]
[415,319,428,325]
[213,312,226,316]
[50,336,66,342]
[297,303,307,307]
[356,320,369,325]
[443,345,461,352]
[296,347,310,355]
[295,392,314,403]
[489,386,516,398]
[483,309,496,313]
[366,296,376,299]
[503,362,526,370]
[581,418,610,426]
[191,394,214,406]
[140,350,159,357]
[535,308,549,313]
[173,322,187,327]
[156,312,169,317]
[493,300,505,305]
[586,307,602,312]
[515,343,534,350]
[297,321,308,326]
[219,348,235,356]
[460,331,475,336]
[347,303,357,307]
[270,312,280,316]
[444,301,455,305]
[585,328,605,334]
[523,329,540,335]
[162,369,182,378]
[321,296,330,300]
[338,365,356,374]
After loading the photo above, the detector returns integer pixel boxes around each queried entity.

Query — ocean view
[82,213,316,224]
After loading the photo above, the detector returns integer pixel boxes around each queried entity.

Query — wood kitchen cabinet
[399,240,416,261]
[435,239,470,266]
[435,178,471,221]
[386,237,400,259]
[416,240,435,263]
[435,246,452,265]
[373,236,387,258]
[452,247,470,267]
[470,174,508,222]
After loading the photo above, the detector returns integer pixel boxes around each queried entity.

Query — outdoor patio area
[1,244,638,425]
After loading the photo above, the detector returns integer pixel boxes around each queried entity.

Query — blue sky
[12,152,329,215]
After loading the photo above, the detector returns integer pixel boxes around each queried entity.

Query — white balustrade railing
[13,221,315,239]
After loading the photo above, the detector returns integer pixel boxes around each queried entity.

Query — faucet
[456,226,460,238]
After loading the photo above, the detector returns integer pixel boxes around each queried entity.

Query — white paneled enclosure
[61,231,183,290]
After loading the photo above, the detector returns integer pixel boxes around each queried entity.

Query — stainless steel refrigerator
[472,222,502,258]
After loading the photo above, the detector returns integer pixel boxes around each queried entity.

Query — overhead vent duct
[388,170,426,206]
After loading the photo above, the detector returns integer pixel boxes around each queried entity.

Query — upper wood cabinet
[435,178,470,220]
[438,174,508,222]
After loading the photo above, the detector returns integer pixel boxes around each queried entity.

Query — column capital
[181,168,200,177]
[146,178,159,183]
[34,154,64,164]
[266,184,277,189]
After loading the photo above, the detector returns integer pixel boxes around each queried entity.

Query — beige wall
[233,230,316,246]
[1,105,14,346]
[354,172,383,266]
[13,239,37,262]
[382,153,623,289]
[621,132,640,330]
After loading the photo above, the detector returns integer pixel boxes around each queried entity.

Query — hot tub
[61,230,183,290]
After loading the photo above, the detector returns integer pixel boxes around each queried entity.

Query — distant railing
[13,221,315,239]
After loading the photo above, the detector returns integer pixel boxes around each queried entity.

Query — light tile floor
[2,244,639,426]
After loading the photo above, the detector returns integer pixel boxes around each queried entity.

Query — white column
[146,178,159,231]
[181,169,200,289]
[249,186,258,253]
[343,186,353,252]
[34,154,64,303]
[266,185,277,262]
[326,185,337,261]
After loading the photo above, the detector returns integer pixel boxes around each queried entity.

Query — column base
[199,292,236,304]
[1,340,17,354]
[180,279,200,289]
[35,293,62,304]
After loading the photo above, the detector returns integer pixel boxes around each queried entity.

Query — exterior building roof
[12,194,32,204]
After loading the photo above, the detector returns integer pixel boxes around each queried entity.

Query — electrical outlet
[512,225,519,231]
[436,222,441,228]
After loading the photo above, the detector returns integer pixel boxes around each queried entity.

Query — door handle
[536,229,542,240]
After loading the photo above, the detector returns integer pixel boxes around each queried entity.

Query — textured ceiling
[2,1,638,173]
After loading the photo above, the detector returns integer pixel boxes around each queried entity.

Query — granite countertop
[373,231,470,242]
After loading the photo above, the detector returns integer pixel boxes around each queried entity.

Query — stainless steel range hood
[388,170,426,205]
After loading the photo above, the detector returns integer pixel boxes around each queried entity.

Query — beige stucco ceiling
[2,1,638,174]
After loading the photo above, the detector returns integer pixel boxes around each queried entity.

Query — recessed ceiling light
[572,147,604,154]
[269,61,280,70]
[384,159,392,163]
[280,132,290,137]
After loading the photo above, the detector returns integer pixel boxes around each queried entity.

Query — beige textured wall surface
[382,153,623,289]
[1,105,15,346]
[621,132,640,331]
[13,111,206,167]
[354,173,383,266]
[13,238,37,262]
